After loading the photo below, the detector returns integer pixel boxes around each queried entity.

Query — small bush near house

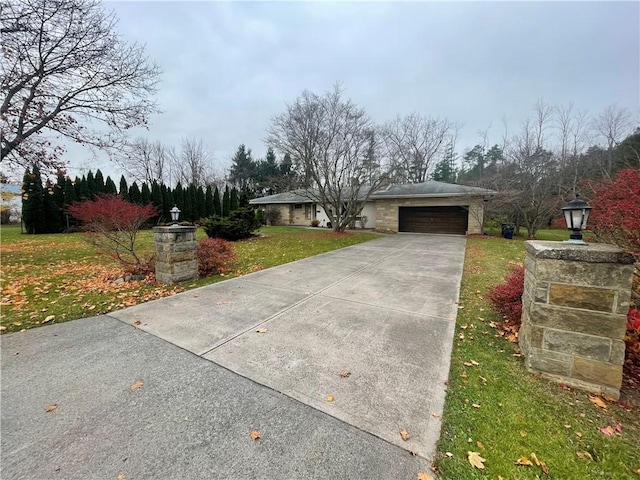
[264,206,282,226]
[201,207,261,241]
[197,238,236,277]
[486,265,525,330]
[311,218,320,227]
[255,208,265,225]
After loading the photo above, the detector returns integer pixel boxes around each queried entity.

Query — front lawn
[0,225,377,333]
[435,235,639,479]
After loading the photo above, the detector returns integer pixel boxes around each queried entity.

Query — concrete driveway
[1,233,465,478]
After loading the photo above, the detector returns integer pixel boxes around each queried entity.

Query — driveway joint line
[199,248,403,357]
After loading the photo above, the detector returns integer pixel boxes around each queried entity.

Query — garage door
[398,206,468,234]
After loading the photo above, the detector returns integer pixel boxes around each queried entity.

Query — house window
[294,204,303,209]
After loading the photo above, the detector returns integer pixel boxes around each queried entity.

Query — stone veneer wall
[519,241,634,398]
[153,226,198,284]
[373,197,484,234]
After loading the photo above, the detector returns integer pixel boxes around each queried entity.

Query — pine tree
[183,185,193,221]
[78,175,90,200]
[22,165,46,234]
[230,187,239,211]
[205,185,214,217]
[151,180,163,212]
[173,183,184,213]
[141,182,151,205]
[104,176,118,195]
[119,175,129,199]
[196,186,206,220]
[129,182,142,204]
[94,169,105,194]
[73,176,82,200]
[63,177,76,205]
[162,184,173,221]
[86,170,96,199]
[213,186,221,216]
[222,185,231,217]
[44,179,62,233]
[228,144,256,190]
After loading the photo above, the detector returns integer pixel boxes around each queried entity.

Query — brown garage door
[398,206,468,234]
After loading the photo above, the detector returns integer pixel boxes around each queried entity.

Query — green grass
[435,236,639,479]
[0,225,377,333]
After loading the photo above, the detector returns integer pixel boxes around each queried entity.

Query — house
[250,181,496,235]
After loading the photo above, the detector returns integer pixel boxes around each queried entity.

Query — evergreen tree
[205,185,214,217]
[51,172,66,231]
[73,175,82,199]
[213,186,221,216]
[94,169,105,194]
[86,170,96,199]
[433,142,459,184]
[78,175,90,200]
[230,187,239,211]
[22,165,46,234]
[183,185,193,221]
[173,183,184,213]
[151,180,163,210]
[222,185,231,217]
[196,186,206,220]
[228,144,257,189]
[63,177,76,205]
[129,182,142,204]
[162,184,173,221]
[44,179,62,233]
[119,175,129,199]
[104,176,118,195]
[141,182,151,205]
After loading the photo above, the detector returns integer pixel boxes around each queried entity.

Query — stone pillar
[519,241,634,399]
[153,226,198,284]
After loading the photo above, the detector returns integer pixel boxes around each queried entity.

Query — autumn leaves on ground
[435,236,640,479]
[0,225,375,333]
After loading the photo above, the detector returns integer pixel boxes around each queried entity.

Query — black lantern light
[170,205,181,225]
[561,193,592,244]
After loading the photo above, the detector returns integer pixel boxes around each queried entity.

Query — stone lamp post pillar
[519,241,634,399]
[153,225,198,284]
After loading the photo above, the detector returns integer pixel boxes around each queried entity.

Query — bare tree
[117,138,168,185]
[266,85,386,232]
[1,0,161,172]
[533,98,553,150]
[381,113,458,183]
[593,105,634,173]
[169,137,213,187]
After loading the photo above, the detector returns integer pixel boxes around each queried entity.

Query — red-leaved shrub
[486,265,525,329]
[197,238,236,277]
[626,308,640,366]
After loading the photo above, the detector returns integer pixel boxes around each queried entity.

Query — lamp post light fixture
[170,205,181,225]
[562,193,592,245]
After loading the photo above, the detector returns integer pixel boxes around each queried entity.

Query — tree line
[21,165,249,234]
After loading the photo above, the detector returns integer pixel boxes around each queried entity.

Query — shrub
[68,194,157,275]
[201,207,261,241]
[197,238,236,277]
[265,206,282,226]
[255,208,265,225]
[311,218,320,227]
[626,308,640,368]
[486,265,525,329]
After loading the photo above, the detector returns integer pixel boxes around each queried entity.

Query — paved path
[1,234,465,479]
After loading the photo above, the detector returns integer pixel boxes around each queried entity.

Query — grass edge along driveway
[0,225,378,333]
[435,235,639,480]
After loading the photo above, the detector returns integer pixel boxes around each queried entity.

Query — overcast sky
[67,0,639,181]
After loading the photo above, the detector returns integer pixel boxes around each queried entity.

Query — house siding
[374,197,484,234]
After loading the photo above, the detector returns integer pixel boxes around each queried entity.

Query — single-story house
[250,181,496,235]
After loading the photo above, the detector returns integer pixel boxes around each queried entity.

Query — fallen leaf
[0,326,5,331]
[117,474,126,480]
[600,426,614,436]
[326,395,334,402]
[476,441,484,449]
[463,362,473,367]
[615,423,623,433]
[417,473,434,480]
[340,370,351,378]
[44,404,58,412]
[515,456,533,466]
[255,328,267,333]
[472,404,481,409]
[400,429,410,441]
[445,452,453,457]
[133,320,141,327]
[589,395,607,409]
[470,360,480,366]
[409,450,418,456]
[467,451,486,469]
[564,424,571,429]
[520,431,527,437]
[576,451,593,460]
[250,430,261,440]
[130,380,144,390]
[431,412,440,418]
[576,432,583,438]
[43,315,55,324]
[530,452,549,474]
